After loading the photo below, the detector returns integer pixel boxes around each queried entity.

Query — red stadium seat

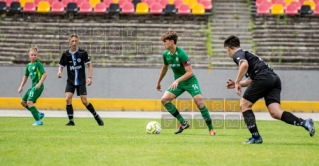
[177,3,190,14]
[76,0,87,6]
[256,0,268,7]
[273,1,286,9]
[118,0,128,8]
[158,0,167,9]
[314,0,319,4]
[121,2,134,14]
[149,2,162,14]
[48,0,58,5]
[51,1,64,13]
[145,0,156,7]
[103,0,112,8]
[79,1,92,12]
[314,5,319,15]
[257,2,272,14]
[200,0,212,10]
[289,1,301,10]
[5,0,19,7]
[23,2,36,12]
[285,3,299,15]
[173,0,183,8]
[94,2,106,13]
[62,0,74,8]
[271,0,283,4]
[34,0,43,6]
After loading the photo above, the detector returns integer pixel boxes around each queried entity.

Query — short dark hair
[161,30,178,44]
[224,35,240,49]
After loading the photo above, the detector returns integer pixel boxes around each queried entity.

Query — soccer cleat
[39,112,45,120]
[65,121,75,126]
[209,130,217,136]
[175,122,189,134]
[303,118,315,137]
[32,120,43,126]
[242,137,263,144]
[94,114,104,126]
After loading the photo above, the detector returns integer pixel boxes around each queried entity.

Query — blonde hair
[29,45,38,54]
[68,34,80,41]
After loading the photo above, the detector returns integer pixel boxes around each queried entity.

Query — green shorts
[22,86,44,103]
[167,81,202,98]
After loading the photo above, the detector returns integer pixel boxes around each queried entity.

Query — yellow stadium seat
[168,0,174,4]
[303,0,315,10]
[37,1,50,13]
[187,0,197,9]
[182,0,189,4]
[19,0,34,8]
[192,3,204,15]
[136,2,149,14]
[90,0,101,8]
[284,0,298,6]
[271,4,284,15]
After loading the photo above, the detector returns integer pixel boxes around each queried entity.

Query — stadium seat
[19,0,33,8]
[76,0,87,6]
[314,4,319,15]
[9,1,21,12]
[121,2,134,14]
[94,2,106,13]
[89,0,100,8]
[285,3,299,15]
[149,2,162,14]
[62,0,74,8]
[271,4,284,15]
[79,2,92,12]
[132,0,141,6]
[200,0,211,11]
[118,0,128,8]
[314,0,319,4]
[163,4,175,14]
[257,3,271,14]
[284,0,295,6]
[256,0,267,7]
[300,5,312,14]
[108,3,120,13]
[145,0,155,8]
[5,0,19,7]
[103,0,113,8]
[51,1,64,13]
[186,0,197,9]
[66,2,78,12]
[173,0,183,9]
[0,1,7,12]
[135,2,149,14]
[37,1,50,13]
[23,2,36,12]
[34,0,43,6]
[289,1,301,9]
[48,0,57,5]
[177,3,190,14]
[303,0,315,10]
[191,3,204,15]
[158,0,167,9]
[271,0,282,3]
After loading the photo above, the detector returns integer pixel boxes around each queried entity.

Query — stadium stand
[37,1,51,13]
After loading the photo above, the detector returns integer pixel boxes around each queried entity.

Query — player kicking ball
[156,30,216,136]
[224,35,315,144]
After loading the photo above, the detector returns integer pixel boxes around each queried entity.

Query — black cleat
[94,114,104,126]
[175,122,189,134]
[65,121,75,126]
[303,118,315,137]
[242,137,263,144]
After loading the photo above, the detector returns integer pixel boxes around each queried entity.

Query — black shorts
[243,69,281,106]
[65,83,87,96]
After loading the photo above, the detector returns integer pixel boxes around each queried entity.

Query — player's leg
[266,74,315,137]
[162,87,188,134]
[21,89,31,110]
[65,84,75,126]
[27,87,44,126]
[79,85,104,126]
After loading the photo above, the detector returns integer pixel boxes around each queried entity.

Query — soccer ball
[146,121,161,134]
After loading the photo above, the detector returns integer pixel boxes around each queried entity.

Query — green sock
[25,106,30,111]
[200,106,213,130]
[164,102,186,124]
[29,106,40,121]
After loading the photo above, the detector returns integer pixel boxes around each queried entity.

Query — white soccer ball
[146,121,161,134]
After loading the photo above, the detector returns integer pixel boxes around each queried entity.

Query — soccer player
[57,34,104,126]
[224,35,315,144]
[18,46,46,126]
[156,30,216,136]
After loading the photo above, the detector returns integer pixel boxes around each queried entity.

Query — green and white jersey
[24,60,46,87]
[163,47,197,85]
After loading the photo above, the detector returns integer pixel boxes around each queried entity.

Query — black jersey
[59,48,91,86]
[232,48,271,79]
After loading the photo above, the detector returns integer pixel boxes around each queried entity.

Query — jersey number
[192,84,199,90]
[29,92,34,97]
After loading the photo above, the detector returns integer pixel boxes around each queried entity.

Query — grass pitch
[0,117,318,166]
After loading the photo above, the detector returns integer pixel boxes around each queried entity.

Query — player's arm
[240,77,252,87]
[156,65,168,91]
[57,53,65,78]
[38,73,47,86]
[87,62,93,79]
[18,76,28,93]
[176,64,193,82]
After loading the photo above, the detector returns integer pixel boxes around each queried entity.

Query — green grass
[0,118,318,166]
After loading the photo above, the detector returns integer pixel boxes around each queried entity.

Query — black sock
[86,103,97,117]
[243,110,260,138]
[281,111,303,126]
[66,105,74,122]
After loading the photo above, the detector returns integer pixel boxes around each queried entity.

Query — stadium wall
[1,66,318,112]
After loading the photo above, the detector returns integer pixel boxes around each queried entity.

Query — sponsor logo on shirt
[77,58,81,63]
[70,65,82,70]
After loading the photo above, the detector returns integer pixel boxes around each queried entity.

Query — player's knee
[239,102,251,112]
[161,98,170,105]
[20,101,27,107]
[81,98,88,105]
[195,101,204,109]
[26,101,34,107]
